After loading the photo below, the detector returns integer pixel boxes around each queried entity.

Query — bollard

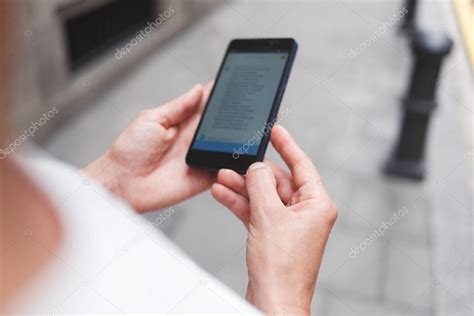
[384,31,453,180]
[400,0,418,34]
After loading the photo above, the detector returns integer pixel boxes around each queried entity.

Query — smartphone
[186,38,298,174]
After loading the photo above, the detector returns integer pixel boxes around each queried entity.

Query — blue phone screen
[192,52,288,156]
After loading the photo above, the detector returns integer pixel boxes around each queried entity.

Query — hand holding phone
[212,125,339,315]
[186,38,298,174]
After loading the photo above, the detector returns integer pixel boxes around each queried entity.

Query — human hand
[82,83,214,212]
[211,125,338,315]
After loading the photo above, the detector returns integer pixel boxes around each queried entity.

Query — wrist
[82,151,124,199]
[250,278,312,316]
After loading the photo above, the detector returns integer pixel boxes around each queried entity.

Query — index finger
[154,84,204,128]
[270,124,321,188]
[198,80,214,112]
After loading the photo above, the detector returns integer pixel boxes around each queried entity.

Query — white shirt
[8,149,259,315]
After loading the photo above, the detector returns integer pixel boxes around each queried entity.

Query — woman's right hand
[211,125,338,315]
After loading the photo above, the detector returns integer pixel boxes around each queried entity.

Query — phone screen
[192,52,289,155]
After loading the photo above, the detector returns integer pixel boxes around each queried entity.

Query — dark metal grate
[63,0,156,72]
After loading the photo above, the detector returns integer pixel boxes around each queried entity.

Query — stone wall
[11,0,217,141]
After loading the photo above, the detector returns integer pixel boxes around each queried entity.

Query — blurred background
[10,0,473,315]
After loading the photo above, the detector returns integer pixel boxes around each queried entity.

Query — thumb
[154,84,203,128]
[246,162,284,214]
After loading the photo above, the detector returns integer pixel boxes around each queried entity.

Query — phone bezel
[186,38,298,174]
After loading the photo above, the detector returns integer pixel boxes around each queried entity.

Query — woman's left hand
[82,83,214,212]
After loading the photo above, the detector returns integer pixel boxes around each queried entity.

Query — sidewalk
[45,1,472,315]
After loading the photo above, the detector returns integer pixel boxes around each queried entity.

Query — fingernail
[248,162,266,171]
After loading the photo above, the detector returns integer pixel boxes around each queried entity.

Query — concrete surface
[42,1,472,315]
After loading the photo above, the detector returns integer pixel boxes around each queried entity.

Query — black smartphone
[186,38,298,174]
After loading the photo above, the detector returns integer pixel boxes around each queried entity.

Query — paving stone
[385,241,432,309]
[162,192,247,277]
[324,293,431,316]
[318,225,384,299]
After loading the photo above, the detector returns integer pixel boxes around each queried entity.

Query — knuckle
[310,197,338,226]
[293,156,309,169]
[228,194,239,209]
[139,109,153,118]
[325,201,338,226]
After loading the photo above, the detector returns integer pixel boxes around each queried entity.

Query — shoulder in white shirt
[8,148,260,315]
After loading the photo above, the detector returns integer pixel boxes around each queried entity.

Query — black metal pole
[384,31,453,180]
[400,0,418,34]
